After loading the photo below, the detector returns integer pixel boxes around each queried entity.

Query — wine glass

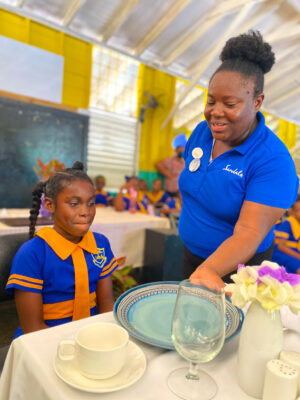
[168,279,226,400]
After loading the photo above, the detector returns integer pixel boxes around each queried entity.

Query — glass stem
[186,361,199,381]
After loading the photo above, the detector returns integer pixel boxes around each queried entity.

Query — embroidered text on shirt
[223,164,243,178]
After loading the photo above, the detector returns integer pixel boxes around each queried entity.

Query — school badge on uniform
[92,248,107,269]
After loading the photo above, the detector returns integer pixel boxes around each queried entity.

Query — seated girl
[114,176,148,214]
[145,178,170,208]
[94,175,114,206]
[6,162,118,338]
[272,197,300,274]
[161,196,182,217]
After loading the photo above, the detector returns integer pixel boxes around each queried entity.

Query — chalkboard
[0,97,89,208]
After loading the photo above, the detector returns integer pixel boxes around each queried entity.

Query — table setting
[0,261,300,400]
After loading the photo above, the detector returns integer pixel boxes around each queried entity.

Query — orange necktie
[71,246,91,321]
[36,227,98,321]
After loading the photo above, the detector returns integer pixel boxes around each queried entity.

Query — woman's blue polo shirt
[178,112,299,258]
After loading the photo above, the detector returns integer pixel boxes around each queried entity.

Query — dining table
[0,207,170,267]
[0,306,299,400]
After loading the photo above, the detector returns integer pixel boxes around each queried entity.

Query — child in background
[6,162,118,338]
[145,178,170,208]
[114,176,148,214]
[94,175,113,206]
[161,195,182,217]
[272,196,300,274]
[138,179,149,197]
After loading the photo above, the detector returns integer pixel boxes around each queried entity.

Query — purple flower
[237,264,246,270]
[257,265,300,286]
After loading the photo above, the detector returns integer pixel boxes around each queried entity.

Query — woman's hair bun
[220,31,275,74]
[72,161,84,171]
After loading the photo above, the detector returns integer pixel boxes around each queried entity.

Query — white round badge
[189,158,200,172]
[192,147,203,159]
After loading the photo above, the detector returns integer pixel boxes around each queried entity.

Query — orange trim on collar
[286,215,300,241]
[36,227,98,260]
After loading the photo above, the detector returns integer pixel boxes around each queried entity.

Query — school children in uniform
[6,162,118,337]
[114,176,148,214]
[272,197,300,274]
[145,178,170,208]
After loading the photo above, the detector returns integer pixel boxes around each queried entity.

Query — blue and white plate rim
[113,281,244,350]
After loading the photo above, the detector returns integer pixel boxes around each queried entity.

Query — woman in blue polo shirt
[179,31,299,286]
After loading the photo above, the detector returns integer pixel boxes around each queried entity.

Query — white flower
[225,261,300,313]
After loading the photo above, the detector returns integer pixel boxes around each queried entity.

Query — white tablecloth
[0,308,299,400]
[0,208,170,267]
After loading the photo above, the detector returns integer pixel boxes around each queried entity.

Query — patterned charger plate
[113,281,244,350]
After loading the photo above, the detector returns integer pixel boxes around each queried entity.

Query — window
[87,108,138,190]
[88,46,139,189]
[90,46,139,118]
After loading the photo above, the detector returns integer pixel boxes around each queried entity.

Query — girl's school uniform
[272,215,300,273]
[145,190,170,206]
[95,189,111,206]
[161,198,181,217]
[122,193,148,214]
[6,227,118,337]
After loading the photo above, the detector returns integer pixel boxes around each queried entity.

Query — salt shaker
[280,350,300,395]
[262,359,298,400]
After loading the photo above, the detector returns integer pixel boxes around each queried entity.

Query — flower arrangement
[225,261,300,314]
[33,158,66,181]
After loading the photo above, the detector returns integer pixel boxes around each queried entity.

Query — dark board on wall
[0,97,89,208]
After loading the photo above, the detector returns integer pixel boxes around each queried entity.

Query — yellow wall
[278,119,297,155]
[0,10,91,109]
[137,64,176,172]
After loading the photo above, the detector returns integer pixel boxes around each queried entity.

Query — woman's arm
[190,200,285,284]
[114,190,125,211]
[96,276,114,313]
[14,289,48,334]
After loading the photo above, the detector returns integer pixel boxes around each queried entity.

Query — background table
[0,308,299,400]
[0,208,170,267]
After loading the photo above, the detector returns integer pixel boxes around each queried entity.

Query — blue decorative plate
[113,281,244,350]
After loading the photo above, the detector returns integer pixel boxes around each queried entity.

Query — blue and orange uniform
[145,190,170,207]
[95,189,111,206]
[161,197,181,217]
[272,215,300,273]
[122,193,148,214]
[6,227,118,337]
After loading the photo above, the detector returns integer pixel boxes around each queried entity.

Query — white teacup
[57,322,129,379]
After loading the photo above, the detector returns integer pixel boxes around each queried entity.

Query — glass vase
[237,301,283,399]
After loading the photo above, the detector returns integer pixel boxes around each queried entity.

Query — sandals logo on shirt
[222,164,243,178]
[92,248,107,268]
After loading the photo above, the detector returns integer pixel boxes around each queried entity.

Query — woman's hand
[190,265,225,288]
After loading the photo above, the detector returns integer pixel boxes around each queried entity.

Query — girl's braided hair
[212,31,275,97]
[29,161,93,239]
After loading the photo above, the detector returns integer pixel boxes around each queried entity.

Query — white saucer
[54,341,146,393]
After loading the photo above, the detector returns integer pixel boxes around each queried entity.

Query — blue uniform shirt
[122,193,148,213]
[6,230,118,337]
[95,190,110,206]
[179,112,299,258]
[272,216,300,273]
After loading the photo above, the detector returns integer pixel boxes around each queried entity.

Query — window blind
[87,108,139,190]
